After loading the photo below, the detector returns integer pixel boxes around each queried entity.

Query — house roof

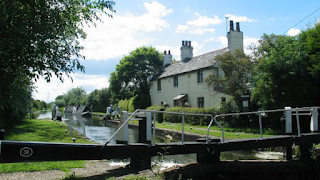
[154,47,229,80]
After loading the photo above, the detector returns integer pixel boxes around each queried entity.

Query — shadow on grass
[61,167,146,180]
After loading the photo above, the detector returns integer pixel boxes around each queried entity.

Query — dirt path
[0,160,160,180]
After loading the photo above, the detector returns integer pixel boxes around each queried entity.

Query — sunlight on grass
[1,118,93,173]
[0,161,86,173]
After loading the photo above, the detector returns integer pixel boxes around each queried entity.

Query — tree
[64,87,87,106]
[109,46,163,109]
[299,22,320,81]
[85,88,111,112]
[252,27,320,109]
[0,0,115,82]
[55,95,66,107]
[204,49,252,108]
[0,76,33,128]
[0,0,115,127]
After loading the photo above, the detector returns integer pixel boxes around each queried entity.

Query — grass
[92,112,106,115]
[0,118,94,173]
[130,120,277,140]
[0,161,86,173]
[5,118,92,144]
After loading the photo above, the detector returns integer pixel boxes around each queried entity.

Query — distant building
[150,21,243,108]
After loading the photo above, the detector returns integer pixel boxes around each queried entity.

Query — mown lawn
[0,118,94,173]
[130,120,277,140]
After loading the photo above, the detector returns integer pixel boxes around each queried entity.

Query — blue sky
[33,0,320,102]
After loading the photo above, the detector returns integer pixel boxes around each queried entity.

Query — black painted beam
[1,133,320,163]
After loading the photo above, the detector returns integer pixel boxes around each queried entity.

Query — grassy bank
[0,118,94,173]
[129,121,278,140]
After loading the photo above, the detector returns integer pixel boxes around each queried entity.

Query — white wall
[150,67,231,108]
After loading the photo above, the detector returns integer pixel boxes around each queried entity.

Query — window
[198,97,204,108]
[157,79,161,91]
[197,69,203,83]
[173,100,179,107]
[173,75,178,87]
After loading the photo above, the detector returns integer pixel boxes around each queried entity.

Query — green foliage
[204,49,252,108]
[55,87,87,107]
[300,22,320,79]
[147,105,165,123]
[118,96,136,112]
[33,99,48,110]
[0,0,115,128]
[163,107,217,126]
[109,46,163,109]
[0,76,33,128]
[0,0,115,82]
[85,88,111,112]
[252,30,320,109]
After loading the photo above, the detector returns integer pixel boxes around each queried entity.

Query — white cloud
[33,74,109,102]
[187,13,222,27]
[175,25,189,33]
[189,28,215,35]
[175,12,222,35]
[144,1,173,17]
[204,36,227,47]
[80,2,172,60]
[287,28,301,36]
[155,45,181,60]
[225,14,257,22]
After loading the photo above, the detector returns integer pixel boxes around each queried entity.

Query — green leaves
[109,46,163,108]
[204,49,252,108]
[252,24,320,109]
[0,0,115,127]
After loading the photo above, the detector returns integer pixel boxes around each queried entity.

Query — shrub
[163,107,218,126]
[146,105,165,123]
[118,96,136,113]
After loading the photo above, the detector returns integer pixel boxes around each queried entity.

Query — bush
[146,105,165,123]
[118,96,136,112]
[163,107,218,126]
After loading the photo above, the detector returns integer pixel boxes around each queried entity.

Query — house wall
[150,67,231,108]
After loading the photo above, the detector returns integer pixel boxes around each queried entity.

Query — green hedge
[146,105,165,123]
[163,107,218,126]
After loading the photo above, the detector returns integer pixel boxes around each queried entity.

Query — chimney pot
[182,41,184,46]
[164,50,166,54]
[236,22,240,31]
[189,41,191,46]
[230,20,234,31]
[168,50,171,55]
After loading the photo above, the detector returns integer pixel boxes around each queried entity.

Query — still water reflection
[37,111,284,167]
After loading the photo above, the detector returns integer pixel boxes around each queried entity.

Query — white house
[150,21,243,108]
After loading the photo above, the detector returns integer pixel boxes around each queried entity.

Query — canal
[37,111,284,168]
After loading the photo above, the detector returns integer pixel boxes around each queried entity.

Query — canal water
[37,111,284,168]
